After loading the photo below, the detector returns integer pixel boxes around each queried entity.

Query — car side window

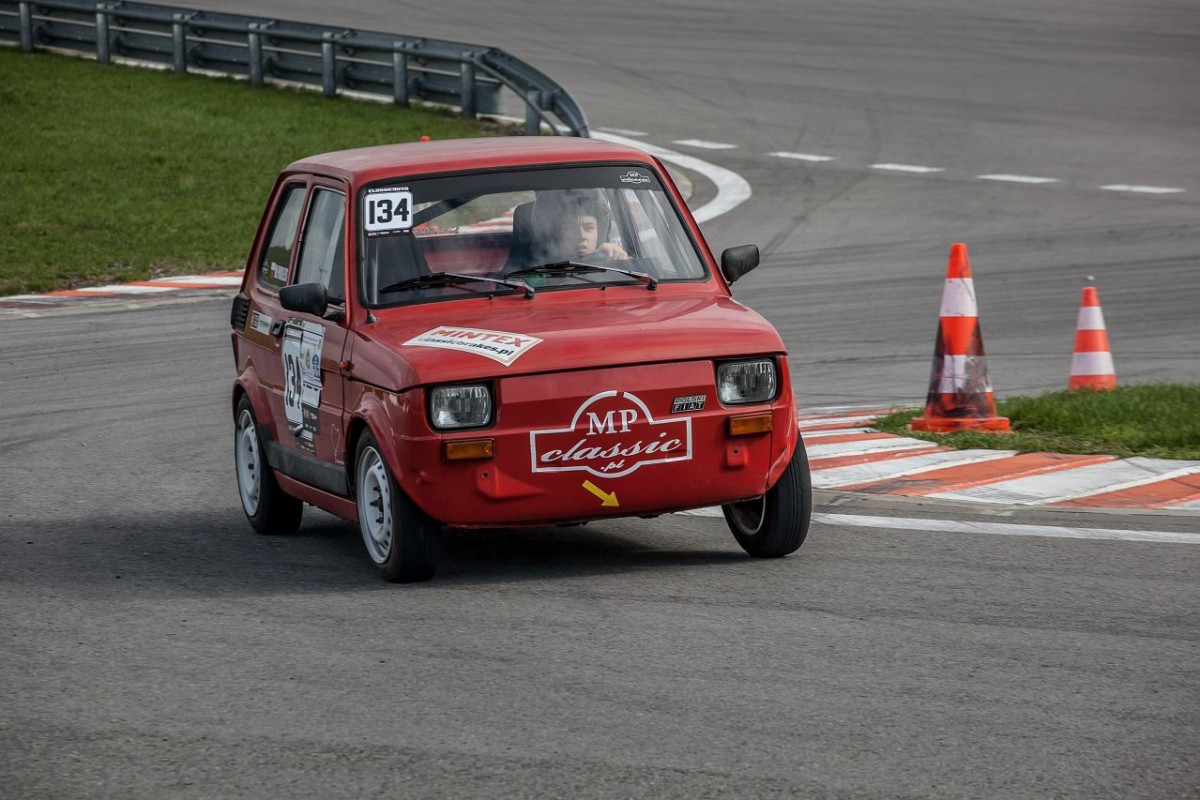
[295,189,347,304]
[258,186,306,291]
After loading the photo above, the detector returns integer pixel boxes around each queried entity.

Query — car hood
[349,290,785,391]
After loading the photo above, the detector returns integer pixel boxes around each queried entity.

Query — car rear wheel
[723,439,811,557]
[234,396,303,535]
[354,432,441,583]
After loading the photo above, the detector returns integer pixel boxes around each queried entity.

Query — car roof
[286,136,656,183]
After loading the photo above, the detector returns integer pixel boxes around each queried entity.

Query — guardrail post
[247,23,264,86]
[321,33,336,97]
[18,1,33,52]
[391,42,410,106]
[95,4,110,64]
[459,54,476,120]
[171,14,187,74]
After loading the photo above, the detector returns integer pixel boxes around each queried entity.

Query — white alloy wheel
[357,445,394,564]
[236,408,262,516]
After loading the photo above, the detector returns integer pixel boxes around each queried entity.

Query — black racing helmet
[531,188,612,242]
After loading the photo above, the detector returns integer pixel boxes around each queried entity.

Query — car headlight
[717,359,777,405]
[429,384,492,429]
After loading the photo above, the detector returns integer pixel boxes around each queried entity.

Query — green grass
[875,384,1200,460]
[0,48,501,295]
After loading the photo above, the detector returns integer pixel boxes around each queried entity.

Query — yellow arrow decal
[582,480,619,507]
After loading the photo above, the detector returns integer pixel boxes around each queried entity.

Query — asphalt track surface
[3,1,1199,797]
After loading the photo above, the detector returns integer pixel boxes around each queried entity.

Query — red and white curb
[0,271,243,310]
[799,409,1200,511]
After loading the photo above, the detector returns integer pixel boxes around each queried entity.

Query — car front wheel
[723,439,812,557]
[354,432,441,583]
[234,396,303,535]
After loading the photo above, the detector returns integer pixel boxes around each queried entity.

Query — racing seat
[502,201,537,273]
[366,233,430,303]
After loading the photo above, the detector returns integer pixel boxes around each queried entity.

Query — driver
[532,189,628,263]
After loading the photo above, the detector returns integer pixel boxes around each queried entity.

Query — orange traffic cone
[910,243,1010,433]
[1068,285,1117,391]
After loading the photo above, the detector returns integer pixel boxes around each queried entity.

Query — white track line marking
[672,138,738,150]
[770,152,836,162]
[814,513,1200,545]
[926,457,1200,506]
[977,174,1059,184]
[1100,184,1185,194]
[593,132,751,223]
[673,509,1200,543]
[596,127,647,137]
[870,163,944,174]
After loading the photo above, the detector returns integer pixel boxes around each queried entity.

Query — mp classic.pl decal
[281,319,325,453]
[530,391,693,479]
[404,326,543,366]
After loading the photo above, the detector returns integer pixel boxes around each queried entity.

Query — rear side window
[295,189,347,303]
[258,186,306,290]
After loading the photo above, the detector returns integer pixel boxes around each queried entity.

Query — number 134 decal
[364,190,414,233]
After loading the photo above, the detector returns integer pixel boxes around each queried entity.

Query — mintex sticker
[281,319,326,453]
[363,188,414,236]
[530,390,692,479]
[250,311,273,335]
[404,326,542,366]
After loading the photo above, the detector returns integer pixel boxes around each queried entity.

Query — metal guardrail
[0,0,589,136]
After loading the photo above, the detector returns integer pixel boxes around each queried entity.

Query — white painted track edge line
[593,132,751,223]
[812,513,1200,545]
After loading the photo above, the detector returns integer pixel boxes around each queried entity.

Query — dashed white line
[672,139,738,150]
[769,152,836,162]
[1100,184,1185,194]
[870,163,944,174]
[977,174,1059,184]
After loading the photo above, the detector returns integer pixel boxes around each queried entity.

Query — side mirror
[279,282,329,317]
[720,245,759,284]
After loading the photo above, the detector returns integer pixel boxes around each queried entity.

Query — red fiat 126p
[230,137,810,582]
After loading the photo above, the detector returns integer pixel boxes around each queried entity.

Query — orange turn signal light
[727,413,773,437]
[443,438,495,461]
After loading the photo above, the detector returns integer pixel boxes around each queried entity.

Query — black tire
[723,439,812,557]
[234,396,303,535]
[353,432,441,583]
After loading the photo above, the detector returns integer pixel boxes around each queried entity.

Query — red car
[230,137,810,582]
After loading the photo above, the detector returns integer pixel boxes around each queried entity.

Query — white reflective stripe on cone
[939,278,978,317]
[1070,351,1115,376]
[937,355,993,393]
[1076,306,1107,330]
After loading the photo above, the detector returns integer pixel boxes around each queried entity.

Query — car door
[246,180,308,450]
[276,182,352,474]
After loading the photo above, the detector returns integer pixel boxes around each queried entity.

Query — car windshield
[358,165,707,306]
